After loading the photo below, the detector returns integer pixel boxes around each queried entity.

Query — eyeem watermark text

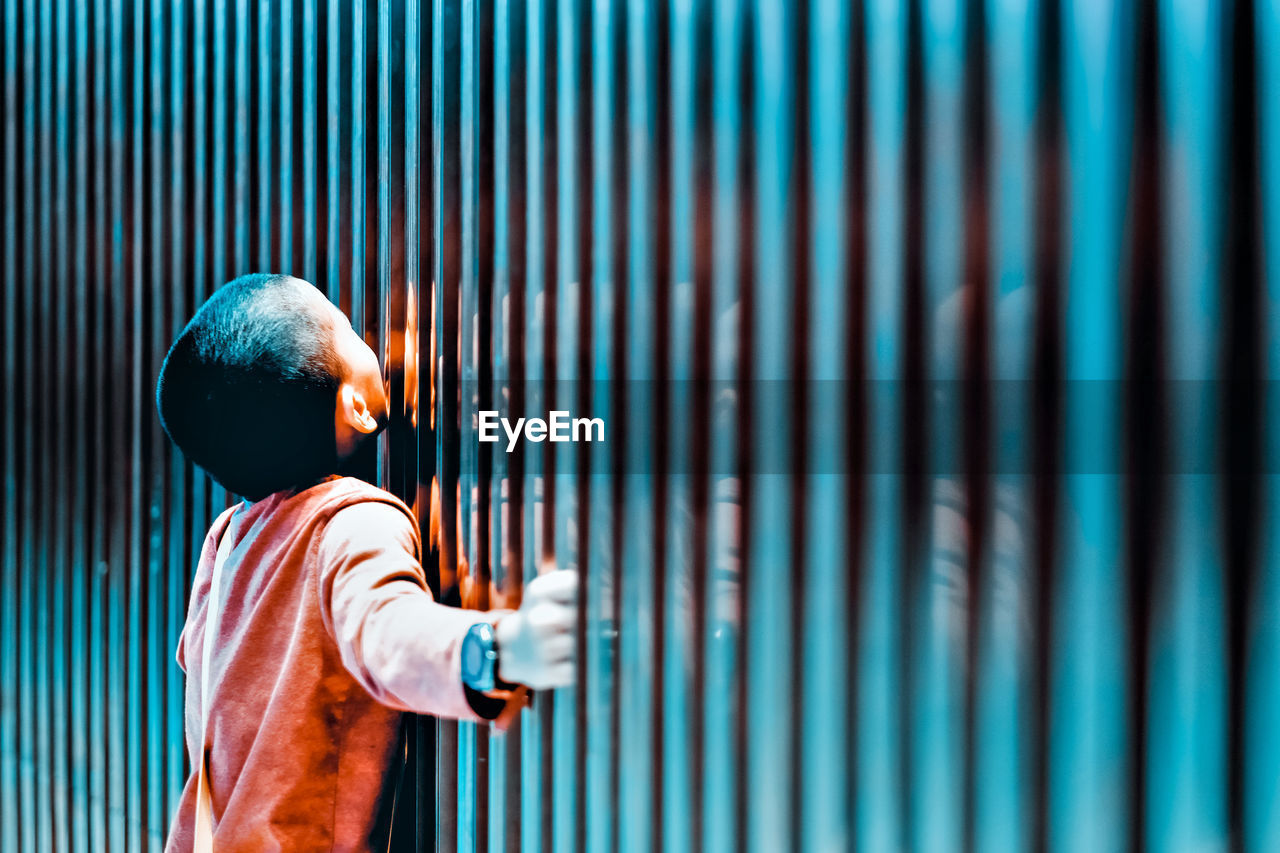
[478,410,605,452]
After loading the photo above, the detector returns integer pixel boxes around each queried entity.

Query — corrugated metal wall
[2,0,1278,851]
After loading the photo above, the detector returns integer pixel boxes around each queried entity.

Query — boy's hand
[494,568,578,690]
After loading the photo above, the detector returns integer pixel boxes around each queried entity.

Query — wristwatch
[461,622,500,692]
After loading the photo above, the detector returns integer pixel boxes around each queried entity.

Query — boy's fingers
[528,569,578,604]
[553,661,576,685]
[542,634,574,664]
[539,661,575,689]
[528,602,575,634]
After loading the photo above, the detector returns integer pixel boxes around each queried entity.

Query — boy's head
[156,273,388,500]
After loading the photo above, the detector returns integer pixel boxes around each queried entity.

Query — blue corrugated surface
[1,1,1277,850]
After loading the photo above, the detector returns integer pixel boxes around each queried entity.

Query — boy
[156,273,577,851]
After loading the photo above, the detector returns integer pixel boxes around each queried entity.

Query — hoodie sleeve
[316,500,517,721]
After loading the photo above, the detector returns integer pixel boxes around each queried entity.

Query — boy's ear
[338,383,380,435]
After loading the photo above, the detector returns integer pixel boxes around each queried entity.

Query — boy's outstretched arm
[317,500,576,721]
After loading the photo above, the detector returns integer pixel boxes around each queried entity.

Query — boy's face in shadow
[309,288,389,460]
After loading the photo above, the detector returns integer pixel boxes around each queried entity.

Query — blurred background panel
[1,0,1276,851]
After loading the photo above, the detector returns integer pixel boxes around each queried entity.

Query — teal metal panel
[1055,2,1131,850]
[1149,2,1227,850]
[486,0,512,835]
[232,0,249,273]
[259,0,273,268]
[165,0,188,834]
[585,0,619,851]
[350,0,364,330]
[433,0,463,848]
[1,0,17,840]
[859,0,906,849]
[145,2,169,848]
[127,0,146,846]
[1246,0,1280,843]
[0,1,1274,851]
[663,0,696,850]
[459,0,480,848]
[552,0,582,841]
[18,4,36,849]
[618,0,657,850]
[701,0,743,850]
[521,0,551,850]
[302,0,317,281]
[800,0,851,848]
[0,3,16,849]
[35,2,54,851]
[281,0,294,272]
[1254,3,1280,850]
[489,2,514,848]
[51,2,71,851]
[105,0,127,848]
[975,0,1035,850]
[88,0,108,834]
[325,0,340,303]
[69,0,92,824]
[745,0,794,849]
[914,0,966,847]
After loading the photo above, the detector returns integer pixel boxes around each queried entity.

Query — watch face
[462,623,495,690]
[462,636,481,682]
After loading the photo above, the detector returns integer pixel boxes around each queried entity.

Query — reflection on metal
[0,0,1277,851]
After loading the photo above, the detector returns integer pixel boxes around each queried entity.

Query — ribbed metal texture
[2,1,1278,852]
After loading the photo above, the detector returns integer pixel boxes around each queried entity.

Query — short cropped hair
[156,274,346,500]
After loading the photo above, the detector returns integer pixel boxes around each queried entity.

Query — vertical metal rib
[231,0,248,275]
[552,0,581,847]
[1055,1,1129,848]
[474,0,495,840]
[434,0,462,846]
[350,0,365,330]
[257,0,271,268]
[324,0,340,302]
[666,0,698,840]
[569,0,592,848]
[90,0,111,845]
[105,0,127,845]
[280,0,295,274]
[166,0,189,831]
[798,0,852,848]
[1029,0,1063,847]
[1124,2,1163,849]
[977,0,1037,848]
[1233,0,1271,850]
[842,0,869,845]
[144,0,167,846]
[701,0,742,848]
[489,1,513,844]
[857,0,905,847]
[302,0,317,281]
[16,4,34,847]
[617,0,658,846]
[959,0,990,848]
[1145,0,1235,849]
[458,0,479,847]
[743,0,796,846]
[0,2,1273,851]
[51,0,71,848]
[0,0,19,846]
[588,0,624,845]
[520,0,552,847]
[497,0,530,846]
[35,0,54,847]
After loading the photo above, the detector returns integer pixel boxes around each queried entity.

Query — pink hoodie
[165,476,512,852]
